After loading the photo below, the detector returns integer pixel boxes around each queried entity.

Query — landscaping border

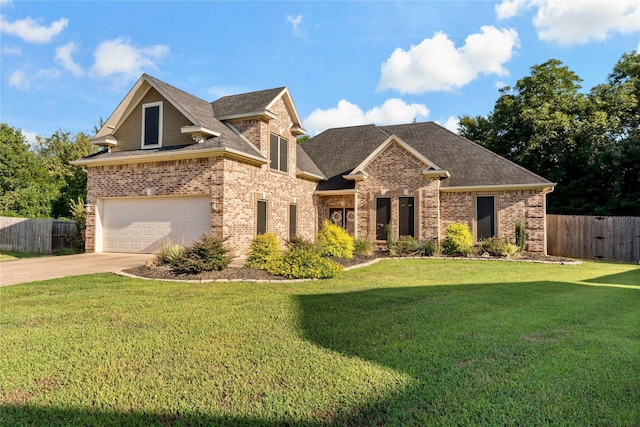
[116,255,580,283]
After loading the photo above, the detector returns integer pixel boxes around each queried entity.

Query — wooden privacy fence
[0,217,79,254]
[547,215,640,263]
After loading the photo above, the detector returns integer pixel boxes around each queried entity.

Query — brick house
[73,74,555,256]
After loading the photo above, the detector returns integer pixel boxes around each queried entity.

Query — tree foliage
[459,52,640,215]
[0,123,97,218]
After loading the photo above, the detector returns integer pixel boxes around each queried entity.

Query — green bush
[389,235,420,256]
[353,237,373,256]
[273,247,343,279]
[515,221,526,251]
[155,240,184,265]
[317,220,354,259]
[170,235,231,274]
[442,223,474,256]
[285,235,315,251]
[246,233,282,271]
[418,240,439,256]
[480,237,507,257]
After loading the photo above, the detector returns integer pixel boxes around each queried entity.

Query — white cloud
[496,0,640,46]
[494,80,508,89]
[55,42,84,77]
[304,98,429,135]
[8,69,28,90]
[8,68,59,91]
[1,45,20,55]
[438,116,460,134]
[286,14,305,38]
[0,15,68,44]
[377,26,519,94]
[91,37,169,81]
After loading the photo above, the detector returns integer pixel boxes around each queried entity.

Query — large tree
[35,130,96,218]
[459,52,640,216]
[0,124,97,218]
[0,124,58,217]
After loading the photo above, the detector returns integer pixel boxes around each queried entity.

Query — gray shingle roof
[211,87,286,117]
[300,122,553,190]
[296,145,326,179]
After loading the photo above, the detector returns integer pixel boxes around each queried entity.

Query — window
[399,197,415,237]
[257,200,267,235]
[270,134,288,172]
[477,196,495,240]
[142,102,162,148]
[289,204,297,240]
[375,198,391,241]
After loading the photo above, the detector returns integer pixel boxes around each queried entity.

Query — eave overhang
[91,134,118,148]
[343,171,368,181]
[71,147,268,168]
[180,126,221,143]
[439,183,557,193]
[217,110,278,121]
[313,189,357,196]
[296,168,325,182]
[423,169,450,179]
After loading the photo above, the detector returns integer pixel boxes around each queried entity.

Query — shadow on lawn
[294,281,640,425]
[584,268,640,286]
[3,282,638,426]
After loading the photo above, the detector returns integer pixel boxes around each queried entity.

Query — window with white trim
[270,134,288,172]
[142,102,162,148]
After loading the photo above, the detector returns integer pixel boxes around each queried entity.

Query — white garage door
[102,197,211,253]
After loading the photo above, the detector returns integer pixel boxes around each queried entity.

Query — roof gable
[350,134,442,175]
[211,87,306,134]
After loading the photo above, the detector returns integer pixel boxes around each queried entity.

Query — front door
[329,207,355,234]
[376,198,391,240]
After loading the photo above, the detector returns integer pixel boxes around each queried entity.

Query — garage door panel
[102,197,210,253]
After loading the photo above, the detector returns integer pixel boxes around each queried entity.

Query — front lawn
[1,260,639,426]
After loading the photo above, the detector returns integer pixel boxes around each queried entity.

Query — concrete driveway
[0,253,153,287]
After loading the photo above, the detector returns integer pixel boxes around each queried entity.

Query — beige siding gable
[113,87,195,151]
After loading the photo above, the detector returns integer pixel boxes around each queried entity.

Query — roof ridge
[212,86,287,103]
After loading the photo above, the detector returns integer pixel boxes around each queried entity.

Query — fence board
[0,217,78,254]
[547,215,640,263]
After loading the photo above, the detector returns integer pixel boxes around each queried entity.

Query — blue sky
[1,0,639,143]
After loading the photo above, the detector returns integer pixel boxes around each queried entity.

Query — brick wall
[439,189,547,252]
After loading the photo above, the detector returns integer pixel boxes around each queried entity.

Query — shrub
[170,235,231,274]
[503,242,521,258]
[246,233,282,271]
[390,235,420,256]
[515,221,526,251]
[285,235,315,251]
[353,237,373,256]
[317,220,354,259]
[418,240,439,256]
[273,247,343,279]
[442,223,474,256]
[155,240,184,265]
[480,237,507,257]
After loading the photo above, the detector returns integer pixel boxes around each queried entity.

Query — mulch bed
[123,251,577,282]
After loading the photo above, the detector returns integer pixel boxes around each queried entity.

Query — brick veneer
[439,189,547,252]
[313,141,549,253]
[84,97,318,257]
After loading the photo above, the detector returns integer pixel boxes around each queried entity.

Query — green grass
[1,260,639,426]
[0,251,48,262]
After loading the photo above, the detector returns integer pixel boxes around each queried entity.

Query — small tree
[515,221,526,251]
